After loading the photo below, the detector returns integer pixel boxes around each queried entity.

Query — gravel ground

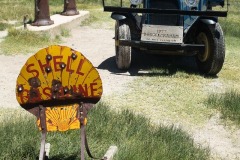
[0,26,239,159]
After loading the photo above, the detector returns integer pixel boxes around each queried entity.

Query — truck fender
[111,12,126,21]
[183,18,217,43]
[200,19,217,25]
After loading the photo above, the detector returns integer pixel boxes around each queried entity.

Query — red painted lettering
[26,64,39,77]
[76,59,85,76]
[90,83,97,96]
[38,60,48,74]
[43,87,51,98]
[66,56,74,73]
[72,85,77,93]
[79,84,88,96]
[53,56,63,72]
[59,87,64,98]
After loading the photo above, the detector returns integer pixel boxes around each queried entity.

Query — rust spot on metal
[83,103,94,111]
[29,89,40,99]
[28,77,41,88]
[51,79,63,99]
[28,77,42,103]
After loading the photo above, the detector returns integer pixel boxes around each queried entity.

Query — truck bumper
[117,40,205,55]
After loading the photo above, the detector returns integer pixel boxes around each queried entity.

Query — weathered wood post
[61,0,79,16]
[32,0,54,26]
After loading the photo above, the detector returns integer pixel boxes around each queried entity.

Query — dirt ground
[0,26,239,159]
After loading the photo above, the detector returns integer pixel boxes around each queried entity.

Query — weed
[0,23,11,31]
[60,28,71,37]
[207,90,240,125]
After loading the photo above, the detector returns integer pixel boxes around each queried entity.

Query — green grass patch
[0,103,209,159]
[0,22,12,31]
[79,4,114,29]
[220,36,240,82]
[0,0,33,22]
[218,0,240,38]
[0,28,60,55]
[207,90,240,125]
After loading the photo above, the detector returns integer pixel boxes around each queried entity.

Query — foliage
[207,90,240,125]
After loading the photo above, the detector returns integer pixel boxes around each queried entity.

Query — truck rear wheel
[115,21,131,70]
[195,22,225,75]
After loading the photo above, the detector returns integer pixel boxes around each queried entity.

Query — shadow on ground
[98,51,200,77]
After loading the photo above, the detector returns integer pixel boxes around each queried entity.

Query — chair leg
[39,131,47,160]
[39,105,47,160]
[80,125,85,160]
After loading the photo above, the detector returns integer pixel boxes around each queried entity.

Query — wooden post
[32,0,54,26]
[61,0,79,16]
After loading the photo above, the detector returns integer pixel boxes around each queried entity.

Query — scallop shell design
[16,45,103,108]
[37,104,87,132]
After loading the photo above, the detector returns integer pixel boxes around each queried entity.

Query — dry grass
[103,72,214,129]
[0,28,60,55]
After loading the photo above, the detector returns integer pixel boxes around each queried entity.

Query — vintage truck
[102,0,228,75]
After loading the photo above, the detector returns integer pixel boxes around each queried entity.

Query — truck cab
[103,0,228,75]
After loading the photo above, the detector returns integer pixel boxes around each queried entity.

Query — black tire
[195,22,225,75]
[115,20,131,70]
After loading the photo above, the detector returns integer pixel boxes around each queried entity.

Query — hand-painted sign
[16,45,102,106]
[16,45,102,132]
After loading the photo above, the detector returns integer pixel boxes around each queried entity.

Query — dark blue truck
[102,0,228,75]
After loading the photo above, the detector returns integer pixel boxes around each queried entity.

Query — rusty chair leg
[32,0,54,26]
[61,0,79,16]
